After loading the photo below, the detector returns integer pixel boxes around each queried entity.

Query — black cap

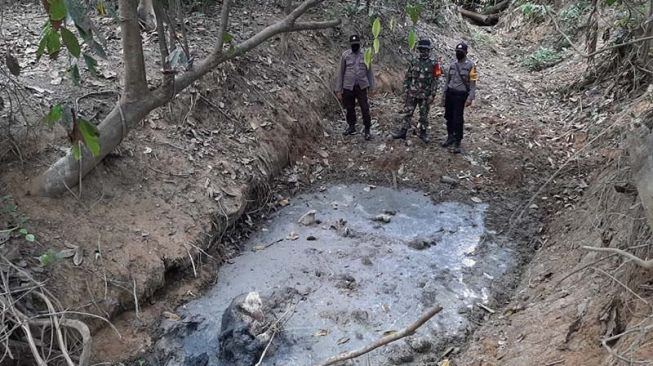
[456,42,468,53]
[349,35,361,44]
[417,38,432,50]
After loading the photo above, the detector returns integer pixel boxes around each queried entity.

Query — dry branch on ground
[315,306,443,366]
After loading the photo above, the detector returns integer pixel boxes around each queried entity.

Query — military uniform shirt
[403,56,441,99]
[335,49,374,92]
[443,58,477,101]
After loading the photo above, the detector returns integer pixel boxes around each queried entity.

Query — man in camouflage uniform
[392,38,442,143]
[441,42,477,154]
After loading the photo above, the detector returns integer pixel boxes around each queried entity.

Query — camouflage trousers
[401,96,431,131]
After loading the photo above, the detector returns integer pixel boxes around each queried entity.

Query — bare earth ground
[1,1,652,365]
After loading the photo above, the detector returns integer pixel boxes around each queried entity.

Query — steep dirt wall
[455,97,653,365]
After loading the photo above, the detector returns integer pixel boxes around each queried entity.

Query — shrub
[523,47,563,70]
[519,3,551,23]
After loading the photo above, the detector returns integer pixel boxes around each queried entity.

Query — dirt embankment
[453,5,653,364]
[4,0,652,364]
[0,1,358,360]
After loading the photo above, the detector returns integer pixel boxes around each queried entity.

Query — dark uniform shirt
[442,58,477,101]
[335,49,375,92]
[404,55,441,99]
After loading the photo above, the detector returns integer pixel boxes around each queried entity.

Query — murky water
[155,184,517,365]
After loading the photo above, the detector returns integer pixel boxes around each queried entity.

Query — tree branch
[118,0,150,101]
[314,306,443,366]
[153,0,173,89]
[289,20,342,31]
[171,0,340,93]
[547,6,653,58]
[582,246,653,269]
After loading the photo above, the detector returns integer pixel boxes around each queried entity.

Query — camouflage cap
[349,35,361,44]
[456,42,468,53]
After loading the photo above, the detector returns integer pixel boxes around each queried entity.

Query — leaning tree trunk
[459,8,500,26]
[30,0,340,196]
[482,0,510,15]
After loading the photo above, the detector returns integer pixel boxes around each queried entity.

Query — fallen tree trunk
[482,0,510,15]
[460,8,500,26]
[30,0,340,196]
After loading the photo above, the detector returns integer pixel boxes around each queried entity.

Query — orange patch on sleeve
[433,63,442,78]
[469,66,478,81]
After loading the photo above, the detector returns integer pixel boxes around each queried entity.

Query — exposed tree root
[582,246,653,269]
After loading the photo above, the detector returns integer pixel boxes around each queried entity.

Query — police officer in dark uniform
[392,38,442,143]
[335,35,375,141]
[441,42,477,153]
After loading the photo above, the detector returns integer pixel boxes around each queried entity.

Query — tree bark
[279,0,293,57]
[482,0,510,15]
[459,8,500,26]
[31,0,340,197]
[120,0,150,102]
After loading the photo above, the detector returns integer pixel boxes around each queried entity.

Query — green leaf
[5,53,21,76]
[37,35,48,61]
[373,38,380,54]
[83,53,98,76]
[408,30,417,50]
[19,228,28,235]
[406,4,421,25]
[372,17,381,39]
[46,29,62,59]
[61,27,81,58]
[65,0,92,34]
[38,249,58,266]
[46,104,64,127]
[36,22,52,61]
[25,234,35,242]
[78,119,101,157]
[166,47,188,70]
[69,63,80,85]
[71,143,81,160]
[363,48,373,68]
[89,39,107,59]
[222,32,234,43]
[48,0,67,21]
[604,0,618,5]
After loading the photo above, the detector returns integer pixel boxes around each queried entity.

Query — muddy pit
[153,184,521,365]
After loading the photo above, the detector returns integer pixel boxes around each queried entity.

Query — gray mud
[154,184,519,365]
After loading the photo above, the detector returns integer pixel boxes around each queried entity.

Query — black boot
[342,125,356,136]
[392,128,407,139]
[441,135,455,147]
[364,128,372,141]
[418,129,430,144]
[451,140,462,154]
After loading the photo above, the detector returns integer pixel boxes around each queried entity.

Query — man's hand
[336,92,342,102]
[465,100,473,107]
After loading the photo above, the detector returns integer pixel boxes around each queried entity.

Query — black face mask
[419,49,430,58]
[456,50,466,61]
[351,44,360,53]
